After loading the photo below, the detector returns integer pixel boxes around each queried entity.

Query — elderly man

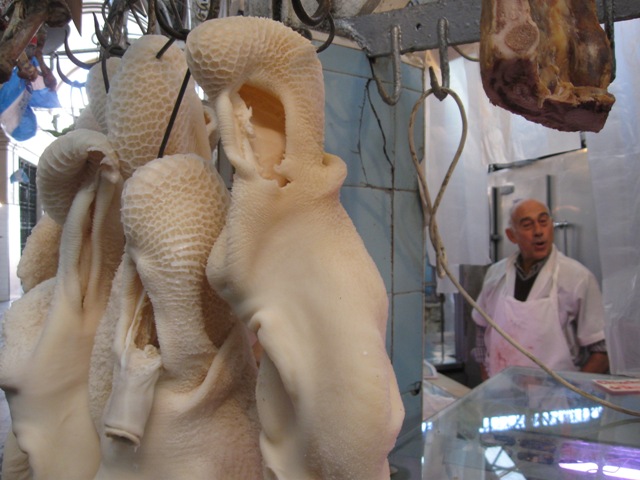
[472,198,609,380]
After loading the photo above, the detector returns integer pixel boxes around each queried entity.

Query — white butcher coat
[472,246,606,377]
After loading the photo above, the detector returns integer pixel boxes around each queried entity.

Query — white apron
[487,251,577,377]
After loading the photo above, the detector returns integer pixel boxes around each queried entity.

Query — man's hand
[580,352,609,374]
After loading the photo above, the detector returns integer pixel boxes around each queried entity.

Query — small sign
[592,378,640,394]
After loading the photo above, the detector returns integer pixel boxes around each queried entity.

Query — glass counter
[393,366,640,479]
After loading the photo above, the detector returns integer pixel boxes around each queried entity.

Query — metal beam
[336,0,640,58]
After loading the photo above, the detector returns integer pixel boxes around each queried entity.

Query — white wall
[586,19,640,376]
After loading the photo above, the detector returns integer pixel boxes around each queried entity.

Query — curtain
[586,19,640,376]
[423,46,581,292]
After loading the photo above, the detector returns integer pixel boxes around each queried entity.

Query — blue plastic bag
[0,57,60,141]
[0,67,33,139]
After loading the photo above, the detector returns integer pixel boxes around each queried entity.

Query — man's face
[506,200,554,267]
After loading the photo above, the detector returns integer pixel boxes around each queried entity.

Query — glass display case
[393,366,640,479]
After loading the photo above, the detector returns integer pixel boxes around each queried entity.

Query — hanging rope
[408,83,640,419]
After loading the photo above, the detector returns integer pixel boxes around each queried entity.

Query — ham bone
[480,0,615,132]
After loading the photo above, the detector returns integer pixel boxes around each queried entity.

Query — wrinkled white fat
[107,36,211,179]
[86,57,121,134]
[189,16,404,480]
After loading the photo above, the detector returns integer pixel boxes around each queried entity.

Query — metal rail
[336,0,640,58]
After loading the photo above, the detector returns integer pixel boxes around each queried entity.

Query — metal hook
[93,13,127,57]
[93,13,111,49]
[158,69,191,158]
[146,0,158,34]
[101,0,116,38]
[289,0,335,52]
[54,54,86,88]
[154,0,189,41]
[100,54,110,94]
[167,0,183,22]
[64,29,97,70]
[156,37,176,59]
[129,2,148,33]
[291,0,331,28]
[370,24,402,106]
[315,13,335,53]
[430,17,450,101]
[603,0,616,82]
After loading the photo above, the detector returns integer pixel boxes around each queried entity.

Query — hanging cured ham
[480,0,615,132]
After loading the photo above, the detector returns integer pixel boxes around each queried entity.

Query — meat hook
[155,37,176,59]
[603,0,616,82]
[430,17,450,101]
[93,13,127,57]
[101,0,117,39]
[291,0,331,27]
[315,13,335,53]
[158,69,191,158]
[64,29,97,70]
[128,2,148,33]
[54,53,86,88]
[452,44,478,62]
[167,0,183,21]
[154,0,189,41]
[146,0,157,33]
[100,54,110,93]
[369,24,402,106]
[289,0,335,52]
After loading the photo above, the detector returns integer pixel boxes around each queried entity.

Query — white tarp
[423,46,581,293]
[586,19,640,377]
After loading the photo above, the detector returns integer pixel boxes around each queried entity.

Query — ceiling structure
[29,0,640,75]
[338,0,640,57]
[63,0,640,54]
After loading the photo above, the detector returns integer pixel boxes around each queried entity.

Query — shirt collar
[514,254,549,281]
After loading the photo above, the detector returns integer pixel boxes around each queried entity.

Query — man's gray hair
[508,198,551,228]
